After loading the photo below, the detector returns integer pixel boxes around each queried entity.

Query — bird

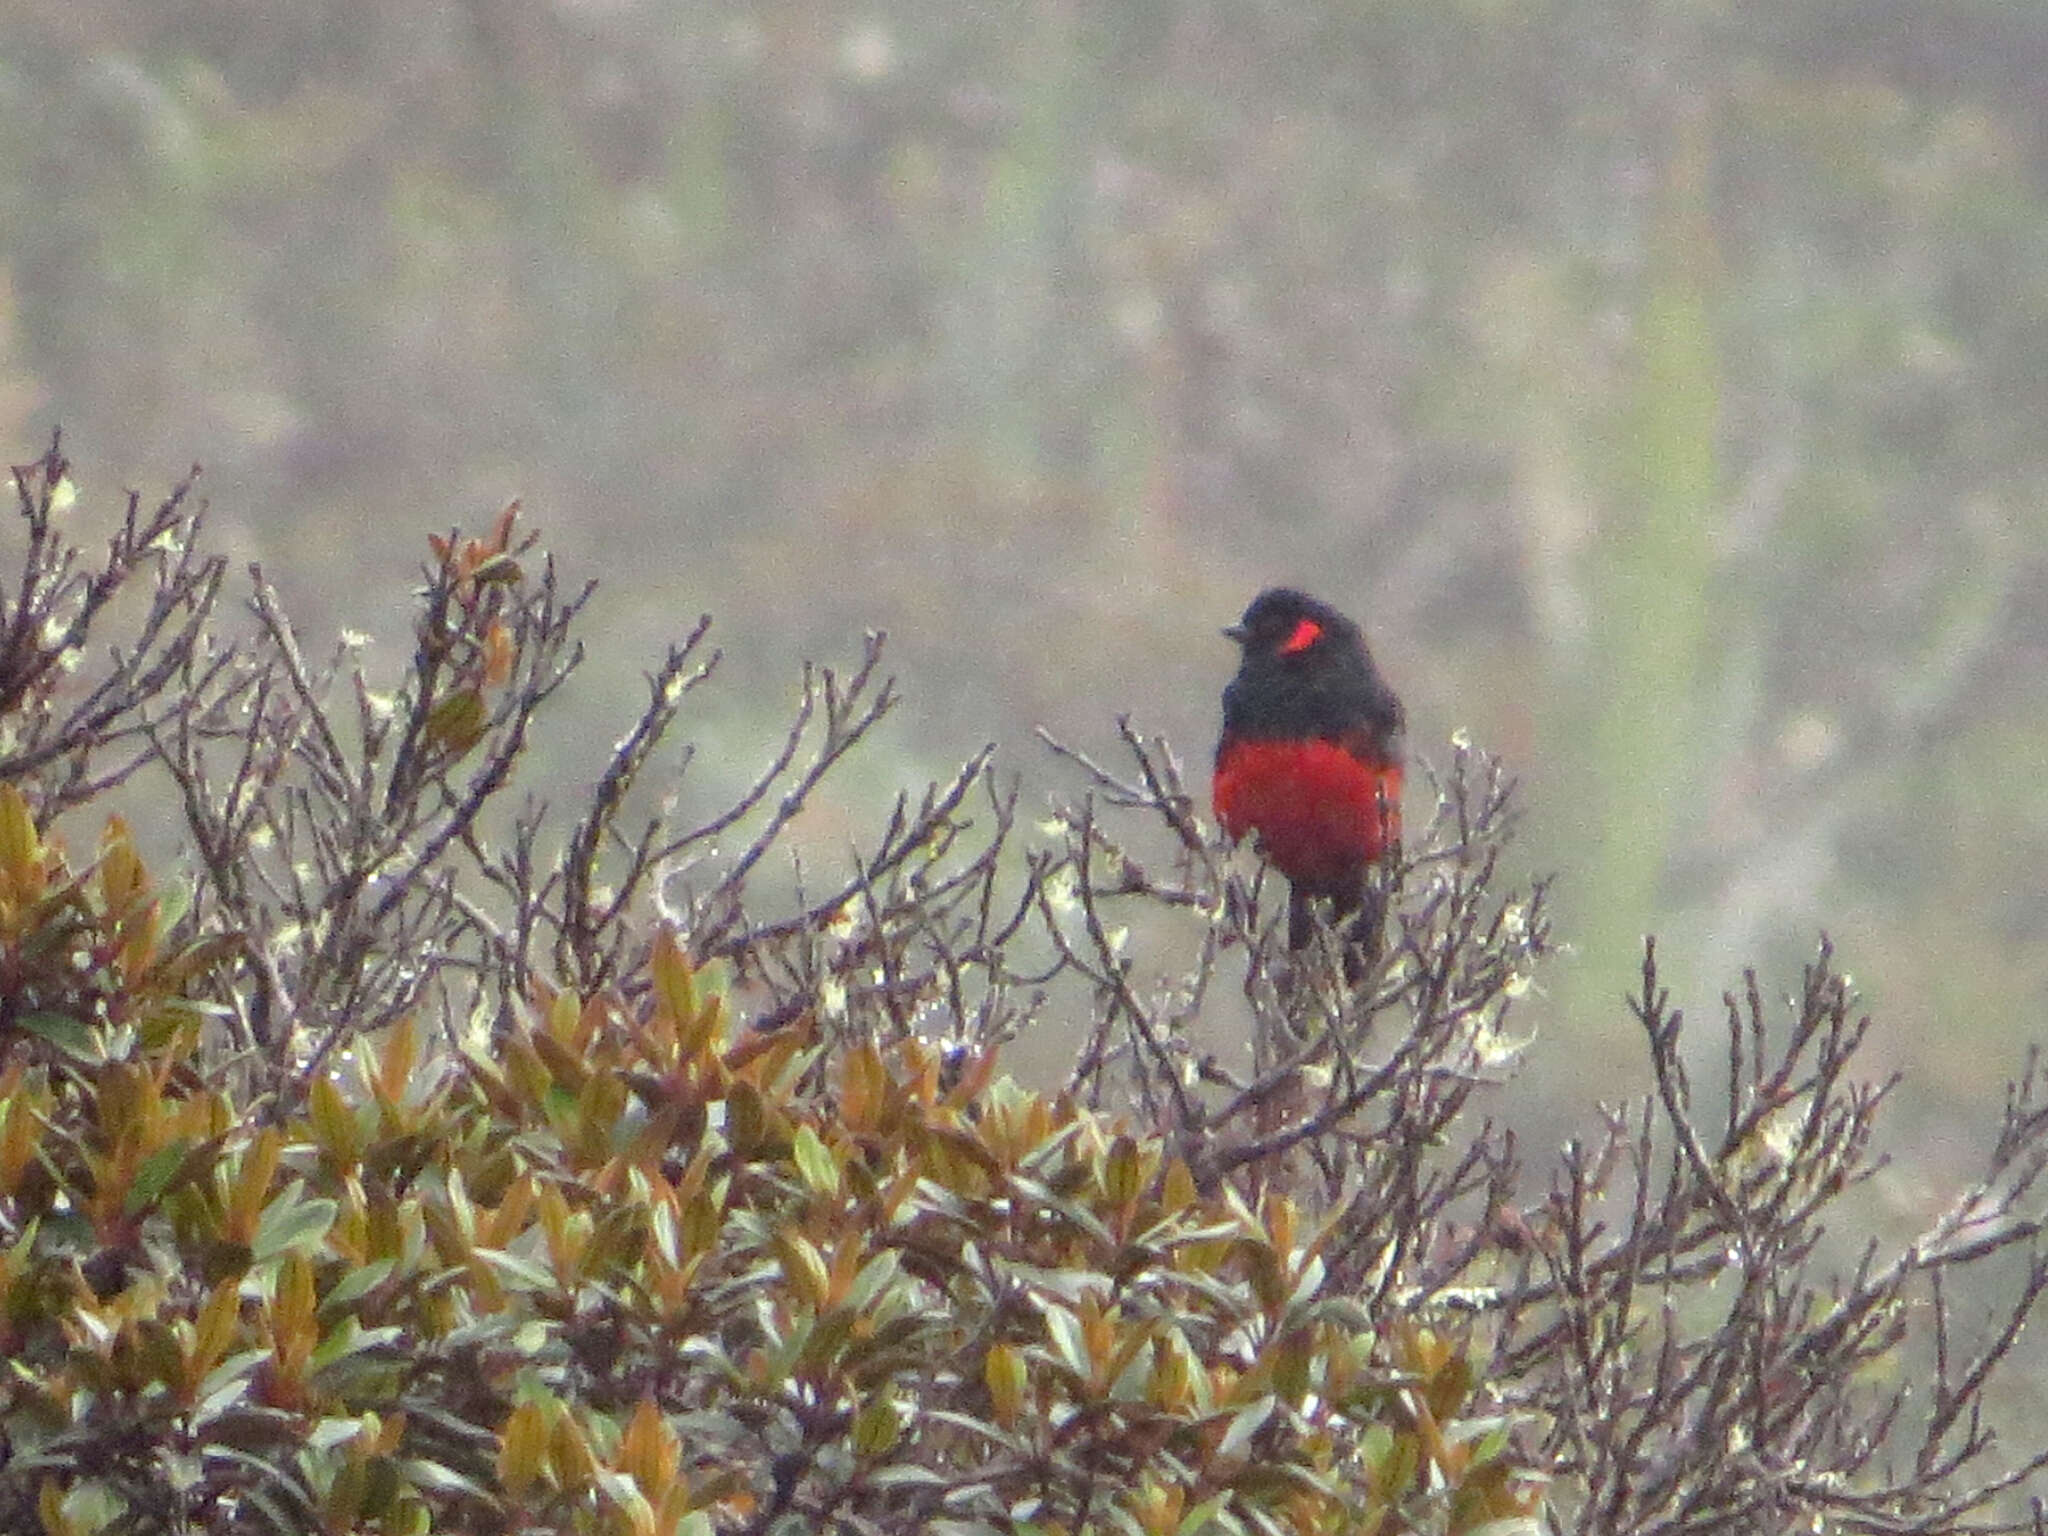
[1213,587,1405,969]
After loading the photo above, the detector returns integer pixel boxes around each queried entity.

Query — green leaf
[1177,1494,1241,1536]
[1041,1301,1088,1379]
[862,1464,953,1490]
[310,1317,406,1373]
[320,1258,397,1314]
[850,1394,904,1456]
[251,1186,338,1265]
[1283,1252,1326,1314]
[423,688,488,759]
[400,1457,492,1499]
[242,1479,317,1532]
[125,1137,195,1215]
[153,881,192,932]
[192,1350,270,1425]
[791,1124,841,1197]
[308,1417,370,1451]
[844,1248,903,1316]
[472,1247,559,1293]
[1448,1413,1516,1461]
[1216,1395,1276,1461]
[16,1010,97,1062]
[58,1482,126,1530]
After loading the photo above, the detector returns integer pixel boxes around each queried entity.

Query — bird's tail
[1288,878,1389,985]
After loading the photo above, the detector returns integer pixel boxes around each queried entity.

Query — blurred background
[2,2,2044,1174]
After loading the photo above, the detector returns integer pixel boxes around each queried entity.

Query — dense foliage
[0,814,1532,1534]
[3,443,2048,1535]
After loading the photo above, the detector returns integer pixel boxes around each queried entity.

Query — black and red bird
[1214,588,1405,961]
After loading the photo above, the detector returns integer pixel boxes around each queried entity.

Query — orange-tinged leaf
[1405,1324,1452,1377]
[771,1229,830,1312]
[1078,1295,1119,1392]
[227,1128,283,1245]
[0,1081,45,1195]
[850,1395,903,1457]
[375,1016,419,1110]
[498,1399,551,1497]
[537,1183,582,1280]
[309,1075,361,1169]
[39,1480,72,1536]
[879,1165,920,1224]
[1241,1238,1288,1316]
[547,987,581,1043]
[424,687,487,759]
[1101,1316,1159,1400]
[616,1397,680,1492]
[188,1279,242,1393]
[272,1251,316,1354]
[680,1190,723,1261]
[727,1009,808,1081]
[490,500,521,555]
[985,1342,1026,1428]
[1423,1343,1473,1425]
[0,783,43,909]
[1133,1480,1180,1536]
[947,1044,998,1110]
[115,908,160,987]
[482,619,515,688]
[650,928,696,1025]
[549,1407,597,1489]
[145,932,244,995]
[1146,1335,1192,1413]
[97,816,149,914]
[1265,1192,1299,1255]
[840,1041,886,1134]
[479,1173,536,1251]
[1103,1133,1145,1208]
[530,1028,590,1094]
[94,1061,159,1159]
[685,991,729,1059]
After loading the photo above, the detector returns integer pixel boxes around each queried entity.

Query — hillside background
[3,1,2044,1190]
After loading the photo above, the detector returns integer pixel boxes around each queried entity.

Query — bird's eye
[1280,618,1322,655]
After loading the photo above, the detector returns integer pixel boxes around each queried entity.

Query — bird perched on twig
[1213,587,1405,973]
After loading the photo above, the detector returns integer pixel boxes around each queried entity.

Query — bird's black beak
[1222,624,1247,644]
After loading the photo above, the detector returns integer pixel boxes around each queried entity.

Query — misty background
[3,3,2044,1191]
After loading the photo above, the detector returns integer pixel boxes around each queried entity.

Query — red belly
[1213,737,1402,894]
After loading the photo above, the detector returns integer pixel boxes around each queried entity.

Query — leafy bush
[1,433,2045,1535]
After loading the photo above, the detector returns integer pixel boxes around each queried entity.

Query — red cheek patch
[1280,618,1323,655]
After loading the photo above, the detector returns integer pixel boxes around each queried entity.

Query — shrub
[1,433,2045,1535]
